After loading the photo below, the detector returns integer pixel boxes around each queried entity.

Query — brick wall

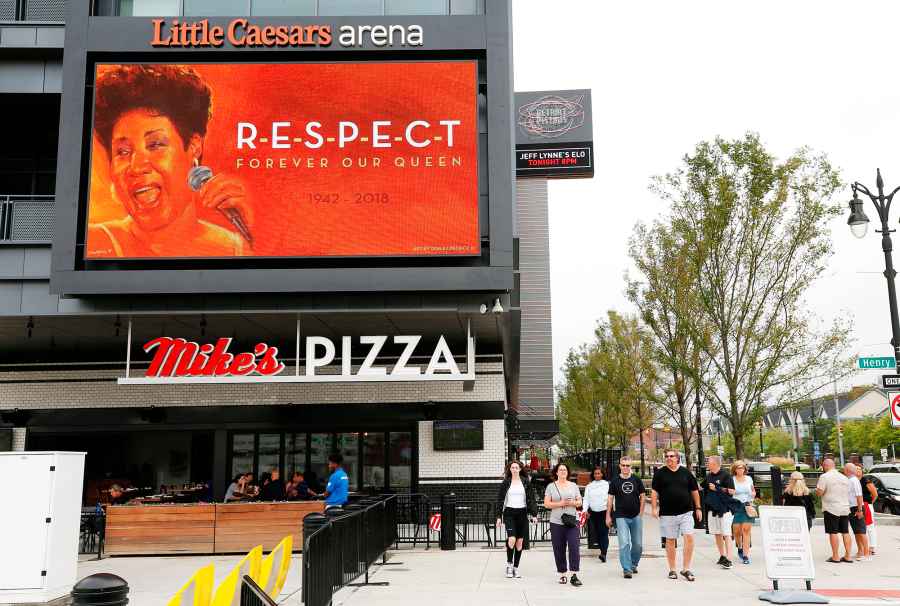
[418,419,506,479]
[11,427,26,451]
[0,363,505,410]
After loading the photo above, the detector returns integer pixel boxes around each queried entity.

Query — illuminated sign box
[514,89,594,179]
[84,61,480,260]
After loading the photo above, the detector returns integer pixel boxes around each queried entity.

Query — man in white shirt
[845,463,869,561]
[816,458,851,562]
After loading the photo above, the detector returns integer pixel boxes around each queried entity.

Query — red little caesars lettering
[144,337,285,378]
[227,20,331,47]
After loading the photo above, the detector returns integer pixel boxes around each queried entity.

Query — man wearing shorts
[816,457,852,563]
[652,448,702,581]
[845,463,869,560]
[704,456,735,569]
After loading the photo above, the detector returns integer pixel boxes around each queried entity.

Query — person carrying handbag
[730,460,756,565]
[543,463,583,586]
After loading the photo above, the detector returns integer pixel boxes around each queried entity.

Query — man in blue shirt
[324,453,349,509]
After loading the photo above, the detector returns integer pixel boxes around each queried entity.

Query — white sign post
[758,506,827,604]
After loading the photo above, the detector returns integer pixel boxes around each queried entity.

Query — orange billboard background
[85,61,479,259]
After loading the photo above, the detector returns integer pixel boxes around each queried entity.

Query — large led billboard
[84,61,479,260]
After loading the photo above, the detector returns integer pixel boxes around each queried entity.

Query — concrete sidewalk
[71,515,899,606]
[335,515,900,606]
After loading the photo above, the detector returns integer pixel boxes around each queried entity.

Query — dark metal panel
[0,247,25,277]
[42,58,62,91]
[0,60,44,92]
[0,26,36,46]
[514,180,553,418]
[0,282,23,313]
[20,281,59,313]
[23,248,51,278]
[35,27,65,46]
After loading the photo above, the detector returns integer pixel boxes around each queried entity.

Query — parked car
[865,473,900,515]
[744,461,776,473]
[868,463,900,474]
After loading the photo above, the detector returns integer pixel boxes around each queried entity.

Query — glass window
[450,0,482,14]
[231,434,255,477]
[363,433,385,492]
[285,433,307,477]
[251,0,316,15]
[0,429,11,452]
[184,0,249,16]
[258,433,282,477]
[336,433,359,490]
[309,433,331,492]
[318,0,382,15]
[385,0,446,15]
[389,432,412,489]
[115,0,181,15]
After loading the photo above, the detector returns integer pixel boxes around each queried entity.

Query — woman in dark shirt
[783,472,815,528]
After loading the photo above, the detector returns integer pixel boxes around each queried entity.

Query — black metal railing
[302,496,398,606]
[0,195,54,243]
[79,510,105,557]
[240,575,276,606]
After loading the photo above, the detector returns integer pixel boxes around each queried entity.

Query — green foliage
[762,428,794,458]
[653,133,852,459]
[829,415,900,455]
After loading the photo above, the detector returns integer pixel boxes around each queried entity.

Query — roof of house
[840,388,888,420]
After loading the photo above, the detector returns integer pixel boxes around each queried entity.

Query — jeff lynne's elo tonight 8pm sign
[84,61,479,260]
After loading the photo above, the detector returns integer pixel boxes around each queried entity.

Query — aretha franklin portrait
[87,64,254,258]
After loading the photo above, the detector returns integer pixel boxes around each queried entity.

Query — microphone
[188,165,253,246]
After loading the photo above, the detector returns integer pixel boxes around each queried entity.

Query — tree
[762,428,794,458]
[628,220,711,469]
[591,311,659,476]
[557,347,603,454]
[656,133,852,459]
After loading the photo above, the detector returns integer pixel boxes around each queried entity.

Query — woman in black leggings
[496,461,537,578]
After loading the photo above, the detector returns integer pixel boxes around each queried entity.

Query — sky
[512,0,900,398]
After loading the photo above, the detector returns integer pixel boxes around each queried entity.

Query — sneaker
[737,547,745,560]
[570,574,582,587]
[512,568,523,579]
[716,555,727,566]
[599,554,606,563]
[505,565,513,578]
[631,567,638,575]
[722,559,733,569]
[624,571,633,579]
[742,556,751,565]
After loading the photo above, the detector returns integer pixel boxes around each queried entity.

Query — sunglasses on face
[620,464,631,468]
[665,455,678,459]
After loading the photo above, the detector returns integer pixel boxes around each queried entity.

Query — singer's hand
[198,174,255,235]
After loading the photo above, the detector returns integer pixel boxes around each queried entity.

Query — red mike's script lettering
[144,337,285,378]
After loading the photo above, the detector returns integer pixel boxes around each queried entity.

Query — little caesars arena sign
[151,18,424,48]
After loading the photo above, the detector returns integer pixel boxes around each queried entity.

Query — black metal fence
[240,575,276,606]
[392,493,590,550]
[302,496,398,606]
[79,510,104,557]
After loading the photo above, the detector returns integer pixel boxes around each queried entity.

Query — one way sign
[882,375,900,389]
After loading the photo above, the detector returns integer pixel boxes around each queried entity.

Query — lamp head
[847,187,869,239]
[491,298,504,314]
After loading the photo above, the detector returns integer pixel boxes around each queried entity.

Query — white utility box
[0,451,86,604]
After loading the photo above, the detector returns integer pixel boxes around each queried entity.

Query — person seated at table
[108,484,131,505]
[286,471,318,501]
[224,473,250,502]
[259,468,286,501]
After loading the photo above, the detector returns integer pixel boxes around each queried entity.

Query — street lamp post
[847,169,900,368]
[758,420,764,458]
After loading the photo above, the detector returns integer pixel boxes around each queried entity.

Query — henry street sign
[858,357,896,370]
[883,374,900,389]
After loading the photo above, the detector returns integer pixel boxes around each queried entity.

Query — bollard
[770,466,784,506]
[301,513,329,605]
[440,493,456,551]
[71,573,129,606]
